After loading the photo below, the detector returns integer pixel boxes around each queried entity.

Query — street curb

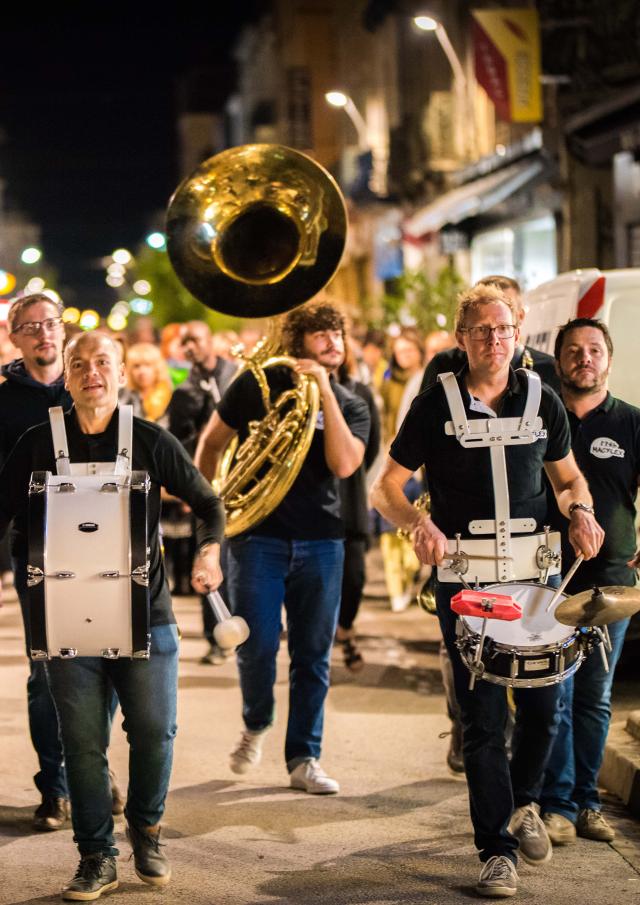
[601,716,640,818]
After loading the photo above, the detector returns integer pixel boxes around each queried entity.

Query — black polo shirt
[548,393,640,592]
[217,366,370,540]
[0,408,226,625]
[390,367,571,538]
[420,345,561,395]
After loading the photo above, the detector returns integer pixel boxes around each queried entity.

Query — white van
[522,268,640,408]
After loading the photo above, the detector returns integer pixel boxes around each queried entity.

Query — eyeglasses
[460,324,516,342]
[11,317,64,336]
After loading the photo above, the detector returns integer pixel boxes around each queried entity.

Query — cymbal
[554,586,640,627]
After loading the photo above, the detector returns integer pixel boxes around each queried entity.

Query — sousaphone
[166,144,347,535]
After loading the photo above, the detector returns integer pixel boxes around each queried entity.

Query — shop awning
[404,157,546,239]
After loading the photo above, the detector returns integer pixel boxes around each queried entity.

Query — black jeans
[338,537,367,632]
[436,581,560,865]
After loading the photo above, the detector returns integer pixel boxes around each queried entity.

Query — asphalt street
[1,552,640,904]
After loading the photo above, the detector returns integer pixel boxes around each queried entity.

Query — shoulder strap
[518,369,541,432]
[438,372,469,438]
[115,405,133,475]
[49,406,71,475]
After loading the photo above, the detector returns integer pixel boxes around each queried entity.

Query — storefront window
[471,214,557,289]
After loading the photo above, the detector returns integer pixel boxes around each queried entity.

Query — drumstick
[545,554,584,613]
[444,553,515,562]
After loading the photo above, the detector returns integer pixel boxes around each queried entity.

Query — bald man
[0,332,225,900]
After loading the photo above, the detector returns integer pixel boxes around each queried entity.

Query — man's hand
[191,544,223,595]
[412,514,448,566]
[294,358,331,395]
[627,550,640,570]
[567,510,605,560]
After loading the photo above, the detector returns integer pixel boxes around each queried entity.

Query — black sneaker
[32,796,70,831]
[62,854,118,901]
[126,823,171,886]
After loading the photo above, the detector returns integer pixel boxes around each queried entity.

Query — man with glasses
[0,293,75,830]
[419,275,560,394]
[372,285,603,897]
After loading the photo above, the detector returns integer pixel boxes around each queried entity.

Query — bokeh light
[26,276,46,293]
[0,271,17,295]
[62,307,81,325]
[112,248,132,265]
[146,232,166,250]
[129,297,154,315]
[132,279,151,295]
[79,310,100,330]
[21,247,43,264]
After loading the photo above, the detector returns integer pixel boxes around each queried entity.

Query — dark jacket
[0,359,73,468]
[338,378,381,538]
[167,357,237,456]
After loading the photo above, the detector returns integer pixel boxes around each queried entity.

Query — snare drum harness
[437,370,561,585]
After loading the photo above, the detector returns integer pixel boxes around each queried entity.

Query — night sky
[0,8,266,310]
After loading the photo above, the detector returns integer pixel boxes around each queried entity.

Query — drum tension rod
[469,600,494,691]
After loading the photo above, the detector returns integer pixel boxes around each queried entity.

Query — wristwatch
[568,502,595,517]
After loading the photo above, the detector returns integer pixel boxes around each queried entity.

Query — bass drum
[456,582,584,688]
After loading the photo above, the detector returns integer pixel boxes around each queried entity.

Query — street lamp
[413,14,472,159]
[325,91,368,150]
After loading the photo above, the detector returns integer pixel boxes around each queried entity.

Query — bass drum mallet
[206,590,250,651]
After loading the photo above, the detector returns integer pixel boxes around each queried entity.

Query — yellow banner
[472,9,542,123]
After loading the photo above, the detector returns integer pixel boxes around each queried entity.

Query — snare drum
[455,582,584,688]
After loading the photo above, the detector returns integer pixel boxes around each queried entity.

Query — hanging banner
[471,9,542,123]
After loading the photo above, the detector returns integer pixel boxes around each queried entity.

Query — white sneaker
[390,593,412,612]
[289,759,339,794]
[229,728,268,774]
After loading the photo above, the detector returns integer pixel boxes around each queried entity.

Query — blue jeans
[14,559,118,801]
[46,624,179,856]
[541,617,630,821]
[436,581,561,865]
[226,535,344,767]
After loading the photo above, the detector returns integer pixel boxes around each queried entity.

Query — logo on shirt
[316,411,325,430]
[590,437,625,459]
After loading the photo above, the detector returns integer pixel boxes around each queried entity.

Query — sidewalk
[1,554,639,903]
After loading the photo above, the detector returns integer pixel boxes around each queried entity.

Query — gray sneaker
[509,803,552,865]
[476,856,518,898]
[576,808,615,842]
[229,727,268,774]
[543,812,576,845]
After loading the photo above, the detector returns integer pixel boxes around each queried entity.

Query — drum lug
[101,648,121,659]
[58,482,76,493]
[27,565,44,587]
[53,571,76,580]
[510,655,518,680]
[133,640,151,659]
[558,650,565,674]
[59,648,78,658]
[29,477,46,494]
[130,474,151,493]
[30,649,49,660]
[100,482,119,493]
[100,571,121,579]
[131,564,150,587]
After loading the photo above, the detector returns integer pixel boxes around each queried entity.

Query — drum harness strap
[49,405,133,477]
[438,370,548,583]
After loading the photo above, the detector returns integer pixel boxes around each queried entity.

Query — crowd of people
[0,279,638,900]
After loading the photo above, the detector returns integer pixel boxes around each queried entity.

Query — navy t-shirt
[547,393,640,592]
[390,368,571,538]
[217,366,370,540]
